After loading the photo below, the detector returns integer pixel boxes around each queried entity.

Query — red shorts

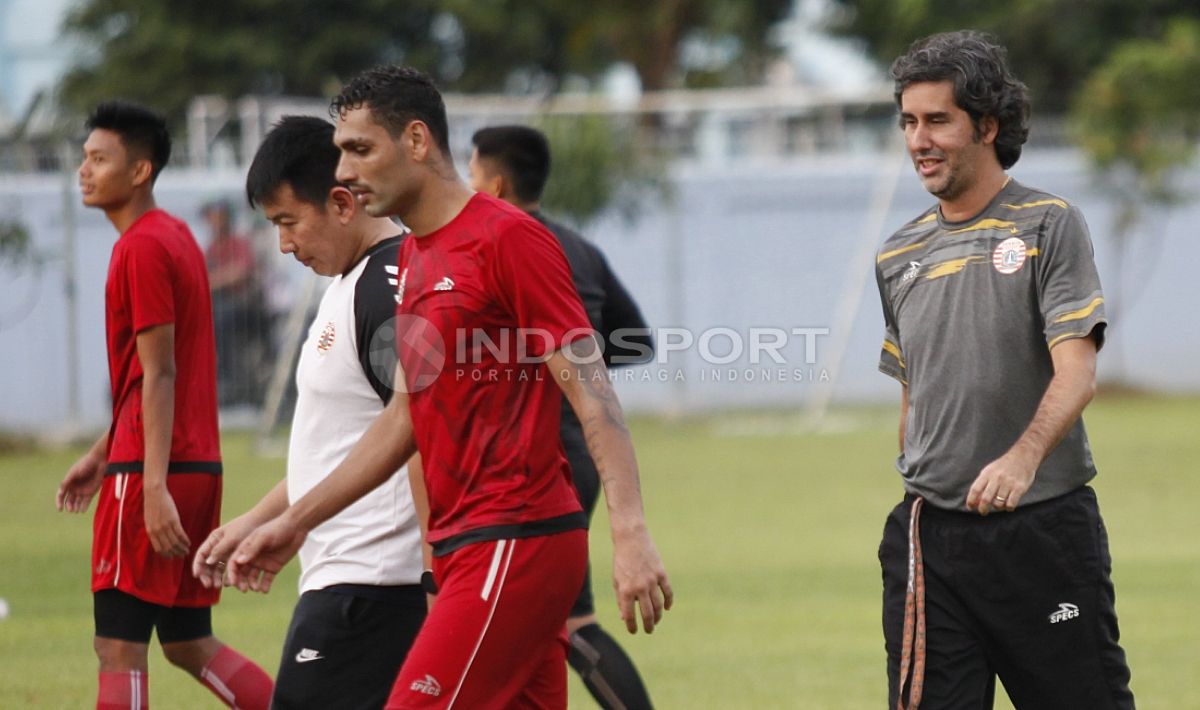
[91,472,222,608]
[386,530,588,709]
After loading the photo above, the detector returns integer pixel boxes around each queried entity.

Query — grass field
[1,395,1197,708]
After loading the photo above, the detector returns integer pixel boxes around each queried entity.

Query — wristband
[420,570,438,595]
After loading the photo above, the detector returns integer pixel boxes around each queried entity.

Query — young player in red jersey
[56,101,272,710]
[221,66,672,709]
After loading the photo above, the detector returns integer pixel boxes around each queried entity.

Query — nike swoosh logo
[295,650,324,663]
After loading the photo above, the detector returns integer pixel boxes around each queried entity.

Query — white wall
[1,148,1196,433]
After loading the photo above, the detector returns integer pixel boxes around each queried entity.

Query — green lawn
[1,395,1197,708]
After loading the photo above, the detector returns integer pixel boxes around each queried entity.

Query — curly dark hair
[890,30,1030,169]
[330,65,451,155]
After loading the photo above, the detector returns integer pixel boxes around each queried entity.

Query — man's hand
[56,451,106,513]
[226,516,308,594]
[144,487,191,557]
[966,446,1039,515]
[193,514,262,589]
[967,336,1099,516]
[612,527,673,634]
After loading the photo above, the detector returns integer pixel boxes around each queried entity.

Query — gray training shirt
[875,179,1107,510]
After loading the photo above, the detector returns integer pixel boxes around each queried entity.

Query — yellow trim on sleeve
[882,340,905,368]
[1052,297,1104,324]
[1048,332,1090,349]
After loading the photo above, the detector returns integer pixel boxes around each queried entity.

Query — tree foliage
[1068,18,1200,376]
[1071,18,1200,203]
[537,114,667,226]
[0,218,31,267]
[57,0,446,127]
[58,0,793,128]
[828,0,1200,114]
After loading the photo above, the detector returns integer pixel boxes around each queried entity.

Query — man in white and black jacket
[193,115,424,710]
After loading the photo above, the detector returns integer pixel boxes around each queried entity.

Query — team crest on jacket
[317,322,336,352]
[992,237,1027,274]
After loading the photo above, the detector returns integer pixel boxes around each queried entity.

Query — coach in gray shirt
[874,31,1134,710]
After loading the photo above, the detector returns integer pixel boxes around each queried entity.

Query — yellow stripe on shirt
[877,241,927,264]
[946,218,1019,235]
[1001,198,1068,211]
[882,339,905,369]
[1053,297,1104,324]
[923,256,986,280]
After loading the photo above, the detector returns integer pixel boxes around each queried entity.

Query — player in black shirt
[469,125,656,710]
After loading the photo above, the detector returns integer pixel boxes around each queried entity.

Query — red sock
[198,645,274,710]
[97,670,148,710]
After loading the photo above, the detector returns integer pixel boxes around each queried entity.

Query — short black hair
[245,115,340,209]
[471,125,551,204]
[330,65,451,155]
[85,101,171,182]
[891,30,1031,169]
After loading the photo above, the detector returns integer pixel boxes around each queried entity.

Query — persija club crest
[317,322,336,352]
[993,237,1027,274]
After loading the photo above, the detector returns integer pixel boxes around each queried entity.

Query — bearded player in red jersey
[221,66,672,709]
[56,101,272,710]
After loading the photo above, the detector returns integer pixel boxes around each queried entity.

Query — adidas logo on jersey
[902,261,921,282]
[1048,602,1080,624]
[434,276,455,291]
[386,265,402,304]
[411,674,442,696]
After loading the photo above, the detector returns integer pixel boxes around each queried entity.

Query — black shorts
[272,584,426,710]
[879,486,1135,709]
[93,588,213,644]
[565,438,601,619]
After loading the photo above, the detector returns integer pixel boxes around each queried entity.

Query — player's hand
[226,516,307,594]
[193,514,260,589]
[144,487,191,558]
[966,447,1038,515]
[56,452,106,513]
[612,527,673,634]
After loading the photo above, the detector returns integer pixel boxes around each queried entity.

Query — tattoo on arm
[560,337,632,484]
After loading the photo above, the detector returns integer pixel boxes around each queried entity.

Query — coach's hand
[227,516,307,594]
[145,487,191,558]
[193,514,261,589]
[612,527,673,634]
[966,447,1038,515]
[56,451,106,513]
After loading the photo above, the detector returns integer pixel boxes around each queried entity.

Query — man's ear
[130,159,154,188]
[407,120,432,162]
[486,173,506,200]
[978,115,1000,146]
[329,186,357,223]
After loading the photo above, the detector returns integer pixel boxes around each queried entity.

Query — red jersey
[396,194,591,552]
[104,209,221,472]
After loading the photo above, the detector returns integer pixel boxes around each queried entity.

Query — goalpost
[802,132,907,429]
